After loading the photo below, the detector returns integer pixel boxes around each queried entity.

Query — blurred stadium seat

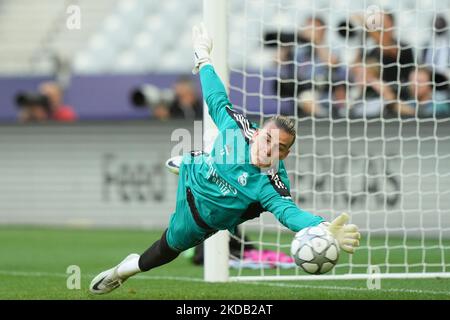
[0,0,446,75]
[0,0,448,119]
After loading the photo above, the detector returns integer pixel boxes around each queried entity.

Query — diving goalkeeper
[90,24,361,294]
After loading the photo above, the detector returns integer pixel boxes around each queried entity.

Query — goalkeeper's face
[250,122,294,168]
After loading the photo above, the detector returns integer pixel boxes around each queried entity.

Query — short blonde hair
[265,115,296,147]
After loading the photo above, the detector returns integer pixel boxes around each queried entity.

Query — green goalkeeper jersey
[183,64,324,233]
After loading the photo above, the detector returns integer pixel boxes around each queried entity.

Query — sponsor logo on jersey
[206,165,238,196]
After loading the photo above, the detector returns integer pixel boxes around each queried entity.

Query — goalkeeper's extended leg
[89,230,180,295]
[90,153,212,295]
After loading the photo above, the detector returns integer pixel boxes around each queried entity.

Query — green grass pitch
[1,226,450,300]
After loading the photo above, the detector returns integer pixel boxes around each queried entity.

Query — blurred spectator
[349,57,386,117]
[275,16,346,117]
[168,76,203,120]
[361,13,415,97]
[421,14,450,93]
[130,76,202,120]
[152,102,171,121]
[349,56,413,118]
[39,82,77,122]
[16,93,52,123]
[394,67,450,118]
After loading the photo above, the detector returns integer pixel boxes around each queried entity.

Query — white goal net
[205,0,450,281]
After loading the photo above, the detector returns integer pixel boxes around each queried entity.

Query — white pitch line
[242,281,450,297]
[0,270,449,297]
[0,270,68,278]
[0,270,208,282]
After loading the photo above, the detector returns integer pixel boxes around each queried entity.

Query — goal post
[203,0,230,283]
[203,0,450,282]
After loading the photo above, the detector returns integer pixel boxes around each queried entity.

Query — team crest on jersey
[238,172,248,186]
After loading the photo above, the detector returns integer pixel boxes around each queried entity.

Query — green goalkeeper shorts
[166,157,218,252]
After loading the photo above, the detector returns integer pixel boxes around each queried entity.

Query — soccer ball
[290,226,340,275]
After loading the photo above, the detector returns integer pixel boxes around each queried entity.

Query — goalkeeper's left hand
[192,23,213,74]
[321,213,361,254]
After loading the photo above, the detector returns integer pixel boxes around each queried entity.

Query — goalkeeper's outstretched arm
[192,24,233,130]
[264,194,361,254]
[260,189,325,232]
[260,178,361,254]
